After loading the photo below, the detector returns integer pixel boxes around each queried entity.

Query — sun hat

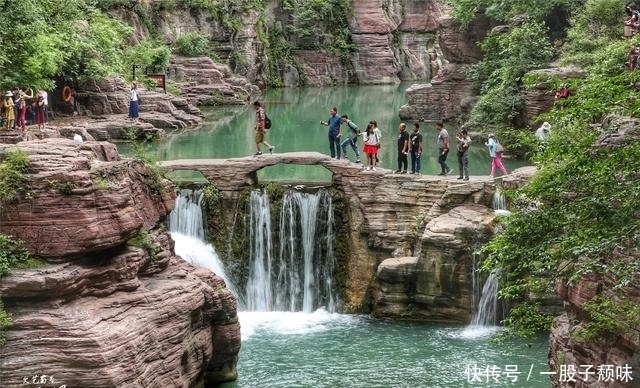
[488,133,495,138]
[5,91,12,97]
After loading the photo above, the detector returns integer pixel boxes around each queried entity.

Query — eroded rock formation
[0,139,240,388]
[399,14,492,121]
[160,153,526,321]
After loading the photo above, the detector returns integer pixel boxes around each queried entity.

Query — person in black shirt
[395,123,409,173]
[409,123,423,174]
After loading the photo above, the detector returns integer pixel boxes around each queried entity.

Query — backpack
[264,113,272,129]
[496,142,505,154]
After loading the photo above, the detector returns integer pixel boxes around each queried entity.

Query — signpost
[146,73,166,93]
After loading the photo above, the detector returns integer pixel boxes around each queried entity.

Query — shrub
[174,32,211,57]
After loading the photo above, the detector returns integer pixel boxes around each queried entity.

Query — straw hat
[4,91,13,97]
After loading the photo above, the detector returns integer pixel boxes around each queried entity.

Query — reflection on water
[220,310,550,388]
[118,85,529,182]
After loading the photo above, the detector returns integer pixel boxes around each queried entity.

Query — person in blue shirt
[320,107,343,159]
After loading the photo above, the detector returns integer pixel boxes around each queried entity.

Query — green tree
[447,0,576,27]
[467,19,553,126]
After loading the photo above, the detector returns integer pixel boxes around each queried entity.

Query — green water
[123,84,528,182]
[220,311,550,388]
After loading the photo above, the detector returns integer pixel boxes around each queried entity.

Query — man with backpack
[253,101,274,156]
[340,115,361,163]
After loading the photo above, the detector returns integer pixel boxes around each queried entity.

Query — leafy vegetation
[175,32,211,57]
[0,149,31,204]
[127,229,160,260]
[467,19,554,127]
[447,0,640,340]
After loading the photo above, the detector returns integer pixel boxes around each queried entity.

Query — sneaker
[366,166,372,171]
[445,168,453,175]
[457,177,463,180]
[438,172,446,176]
[372,167,377,171]
[401,170,407,174]
[463,177,469,181]
[254,151,262,156]
[268,146,275,154]
[394,169,402,173]
[355,159,361,163]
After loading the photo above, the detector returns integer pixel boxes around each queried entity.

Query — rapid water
[246,189,339,312]
[168,189,550,388]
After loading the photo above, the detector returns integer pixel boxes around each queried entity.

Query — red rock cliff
[0,139,240,387]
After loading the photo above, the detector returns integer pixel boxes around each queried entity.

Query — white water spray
[245,189,338,313]
[168,189,238,298]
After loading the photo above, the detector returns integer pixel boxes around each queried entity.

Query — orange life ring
[62,86,72,102]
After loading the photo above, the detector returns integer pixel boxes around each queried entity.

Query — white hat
[488,133,496,138]
[541,122,551,131]
[4,91,12,97]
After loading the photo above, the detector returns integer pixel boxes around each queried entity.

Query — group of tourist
[250,103,510,179]
[1,87,48,135]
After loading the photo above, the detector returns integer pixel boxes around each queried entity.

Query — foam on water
[458,324,502,340]
[238,309,361,340]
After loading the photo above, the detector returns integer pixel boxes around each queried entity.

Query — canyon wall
[0,140,240,388]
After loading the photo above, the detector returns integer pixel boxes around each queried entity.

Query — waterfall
[245,188,338,313]
[470,269,501,326]
[246,190,275,311]
[168,189,238,298]
[169,189,205,240]
[492,189,511,216]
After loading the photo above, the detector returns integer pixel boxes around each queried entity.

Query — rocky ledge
[0,139,240,387]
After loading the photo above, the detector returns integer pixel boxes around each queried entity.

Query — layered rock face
[161,153,518,321]
[374,206,496,322]
[399,14,492,121]
[0,139,240,387]
[49,76,204,142]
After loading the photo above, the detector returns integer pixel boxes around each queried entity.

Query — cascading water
[245,188,338,313]
[168,189,238,298]
[493,189,511,216]
[470,269,501,327]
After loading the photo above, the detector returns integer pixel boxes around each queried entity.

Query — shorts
[255,130,264,143]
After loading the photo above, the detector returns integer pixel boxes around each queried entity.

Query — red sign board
[147,74,166,93]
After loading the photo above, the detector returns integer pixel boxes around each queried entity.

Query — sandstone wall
[0,139,240,387]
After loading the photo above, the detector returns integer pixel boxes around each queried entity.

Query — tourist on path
[16,87,33,131]
[436,122,452,176]
[395,122,409,173]
[455,128,472,181]
[2,91,15,131]
[485,133,508,179]
[253,101,274,156]
[409,122,423,174]
[362,121,381,171]
[129,81,139,122]
[340,114,361,163]
[320,107,342,159]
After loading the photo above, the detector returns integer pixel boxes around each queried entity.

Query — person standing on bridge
[340,114,361,163]
[395,123,409,174]
[253,101,274,156]
[436,122,452,176]
[320,107,342,159]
